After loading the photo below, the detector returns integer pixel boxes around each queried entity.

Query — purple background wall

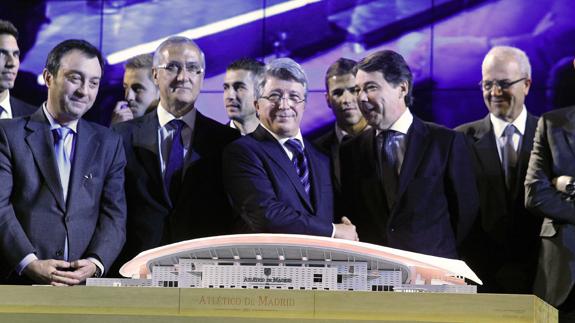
[2,0,574,132]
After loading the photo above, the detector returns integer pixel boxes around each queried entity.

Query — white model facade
[88,234,480,293]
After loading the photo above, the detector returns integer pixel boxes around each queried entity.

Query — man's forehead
[160,44,202,61]
[0,34,19,49]
[59,51,102,76]
[225,69,253,82]
[328,73,355,87]
[265,77,304,91]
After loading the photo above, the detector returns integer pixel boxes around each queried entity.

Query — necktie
[502,124,518,190]
[53,127,72,201]
[285,138,311,195]
[379,130,399,209]
[164,119,185,203]
[53,127,72,261]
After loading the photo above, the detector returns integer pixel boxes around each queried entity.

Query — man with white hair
[223,57,357,241]
[456,46,540,293]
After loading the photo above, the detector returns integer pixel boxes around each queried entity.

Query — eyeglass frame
[479,77,527,91]
[155,62,204,76]
[259,92,306,106]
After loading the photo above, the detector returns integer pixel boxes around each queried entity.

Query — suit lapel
[24,109,66,211]
[252,126,313,211]
[304,139,322,212]
[511,113,538,200]
[473,116,507,196]
[395,118,429,212]
[562,109,575,163]
[67,120,98,210]
[133,113,168,204]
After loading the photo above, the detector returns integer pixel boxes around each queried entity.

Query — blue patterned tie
[53,127,72,201]
[53,126,72,261]
[285,138,311,195]
[164,119,185,202]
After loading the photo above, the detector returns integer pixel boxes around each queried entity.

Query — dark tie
[53,127,72,261]
[164,119,185,202]
[285,138,311,196]
[502,124,518,190]
[379,130,399,209]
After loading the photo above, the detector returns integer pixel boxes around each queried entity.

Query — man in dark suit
[223,58,264,135]
[112,36,239,273]
[456,46,540,293]
[110,53,159,125]
[340,50,478,258]
[313,58,368,191]
[223,58,357,240]
[0,19,36,119]
[0,39,126,285]
[525,58,575,321]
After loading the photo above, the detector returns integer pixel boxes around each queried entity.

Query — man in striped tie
[223,58,358,241]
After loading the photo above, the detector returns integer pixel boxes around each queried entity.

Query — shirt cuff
[331,223,336,238]
[16,253,38,275]
[87,257,104,277]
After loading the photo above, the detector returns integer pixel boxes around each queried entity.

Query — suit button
[390,228,395,232]
[55,250,63,257]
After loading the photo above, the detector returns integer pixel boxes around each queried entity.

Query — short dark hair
[0,19,18,39]
[45,39,104,77]
[125,53,154,80]
[324,57,356,91]
[356,50,413,107]
[226,57,264,90]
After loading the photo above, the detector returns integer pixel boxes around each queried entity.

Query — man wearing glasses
[456,46,540,293]
[111,36,239,275]
[223,58,358,240]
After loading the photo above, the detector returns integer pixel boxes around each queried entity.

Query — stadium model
[88,234,481,293]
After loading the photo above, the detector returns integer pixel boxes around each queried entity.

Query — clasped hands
[23,259,97,286]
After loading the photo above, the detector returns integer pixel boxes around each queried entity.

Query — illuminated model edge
[87,234,481,293]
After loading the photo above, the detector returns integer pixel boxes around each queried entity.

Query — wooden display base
[0,285,557,322]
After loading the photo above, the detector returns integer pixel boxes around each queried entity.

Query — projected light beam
[106,0,321,65]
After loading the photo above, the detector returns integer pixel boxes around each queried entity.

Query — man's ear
[42,68,52,88]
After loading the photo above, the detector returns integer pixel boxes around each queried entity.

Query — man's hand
[51,259,97,286]
[110,101,134,125]
[553,176,575,194]
[23,259,71,285]
[334,216,359,241]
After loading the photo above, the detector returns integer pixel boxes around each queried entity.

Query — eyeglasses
[479,78,526,91]
[156,62,204,75]
[260,93,305,106]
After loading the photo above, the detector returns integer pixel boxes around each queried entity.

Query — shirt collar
[157,102,196,129]
[42,102,79,133]
[490,105,527,138]
[0,91,12,118]
[260,124,304,148]
[334,124,350,143]
[376,108,413,136]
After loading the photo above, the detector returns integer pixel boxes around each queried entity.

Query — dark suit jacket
[456,113,541,293]
[340,117,478,258]
[0,109,127,282]
[313,127,342,190]
[112,110,240,272]
[525,106,575,307]
[9,96,37,118]
[223,125,334,236]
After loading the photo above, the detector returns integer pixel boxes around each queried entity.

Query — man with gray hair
[223,57,357,240]
[112,36,239,275]
[110,53,159,124]
[456,46,540,293]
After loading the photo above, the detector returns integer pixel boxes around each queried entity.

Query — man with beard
[110,54,159,124]
[314,58,368,191]
[223,58,264,135]
[340,50,478,258]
